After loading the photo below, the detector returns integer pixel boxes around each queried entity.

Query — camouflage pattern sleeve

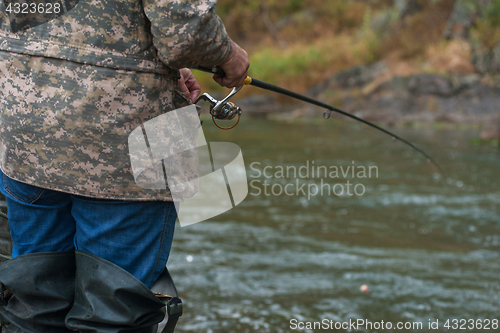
[142,0,232,70]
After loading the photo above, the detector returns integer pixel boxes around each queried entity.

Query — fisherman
[0,0,249,331]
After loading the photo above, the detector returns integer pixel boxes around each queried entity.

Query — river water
[170,118,499,333]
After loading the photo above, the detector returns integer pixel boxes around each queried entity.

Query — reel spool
[195,86,243,130]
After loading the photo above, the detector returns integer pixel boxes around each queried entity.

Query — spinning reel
[195,86,243,130]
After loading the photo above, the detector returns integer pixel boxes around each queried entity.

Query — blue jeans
[0,170,177,288]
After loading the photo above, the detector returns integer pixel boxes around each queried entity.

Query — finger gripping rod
[193,66,446,178]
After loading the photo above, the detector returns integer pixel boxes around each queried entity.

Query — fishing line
[193,66,447,178]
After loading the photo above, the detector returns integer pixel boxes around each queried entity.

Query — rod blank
[193,66,446,177]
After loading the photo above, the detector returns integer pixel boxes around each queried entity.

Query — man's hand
[213,40,250,88]
[179,68,201,104]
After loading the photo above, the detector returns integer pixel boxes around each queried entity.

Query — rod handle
[193,66,226,77]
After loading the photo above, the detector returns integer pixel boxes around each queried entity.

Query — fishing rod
[193,66,447,178]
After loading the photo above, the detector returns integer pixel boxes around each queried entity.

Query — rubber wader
[65,250,182,333]
[0,251,76,333]
[0,211,182,333]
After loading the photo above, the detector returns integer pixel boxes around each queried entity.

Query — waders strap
[161,297,182,333]
[152,268,183,333]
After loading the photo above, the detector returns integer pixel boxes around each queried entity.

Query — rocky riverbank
[230,0,500,138]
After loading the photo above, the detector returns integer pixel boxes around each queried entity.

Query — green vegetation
[470,137,500,147]
[196,0,500,98]
[199,0,377,93]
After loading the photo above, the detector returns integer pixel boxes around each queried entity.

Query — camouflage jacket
[0,0,231,200]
